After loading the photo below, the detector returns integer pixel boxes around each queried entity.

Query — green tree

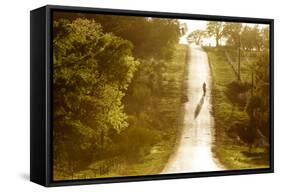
[249,51,269,140]
[72,15,181,60]
[261,26,270,50]
[241,25,262,51]
[53,18,139,173]
[223,23,243,47]
[206,21,224,47]
[187,30,206,45]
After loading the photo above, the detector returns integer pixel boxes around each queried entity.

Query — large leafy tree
[246,51,270,140]
[261,27,270,50]
[53,18,139,172]
[241,25,262,51]
[223,23,243,47]
[53,12,181,61]
[187,29,206,45]
[92,16,181,60]
[206,21,224,47]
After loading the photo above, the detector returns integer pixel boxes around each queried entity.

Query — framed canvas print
[30,5,274,187]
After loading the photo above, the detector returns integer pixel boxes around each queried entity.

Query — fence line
[224,50,239,80]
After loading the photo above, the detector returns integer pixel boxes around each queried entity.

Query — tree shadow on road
[194,94,205,119]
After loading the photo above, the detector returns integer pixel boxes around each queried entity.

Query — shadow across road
[194,94,205,119]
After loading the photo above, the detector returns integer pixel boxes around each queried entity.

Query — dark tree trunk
[216,37,219,47]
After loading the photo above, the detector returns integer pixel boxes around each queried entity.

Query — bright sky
[179,19,207,36]
[179,19,214,45]
[178,19,269,46]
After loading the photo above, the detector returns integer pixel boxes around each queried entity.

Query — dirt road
[162,45,224,173]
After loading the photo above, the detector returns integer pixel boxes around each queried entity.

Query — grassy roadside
[205,47,269,170]
[116,44,189,176]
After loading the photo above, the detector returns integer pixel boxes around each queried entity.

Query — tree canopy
[206,21,224,47]
[187,29,206,45]
[53,18,139,170]
[222,23,243,47]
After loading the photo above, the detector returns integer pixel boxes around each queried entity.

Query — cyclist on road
[203,82,206,96]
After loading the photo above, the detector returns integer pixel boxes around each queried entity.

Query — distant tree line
[188,21,269,51]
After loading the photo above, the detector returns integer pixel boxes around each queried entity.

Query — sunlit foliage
[53,18,139,173]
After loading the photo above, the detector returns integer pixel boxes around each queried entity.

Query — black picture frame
[30,4,274,187]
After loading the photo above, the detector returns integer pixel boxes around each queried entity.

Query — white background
[0,0,279,191]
